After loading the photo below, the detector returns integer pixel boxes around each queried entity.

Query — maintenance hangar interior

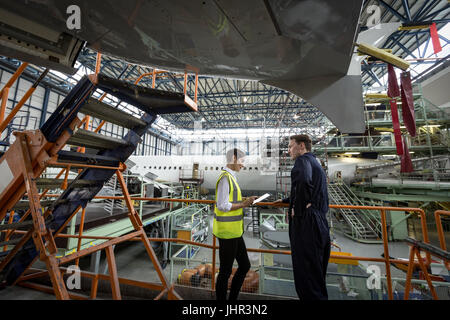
[0,0,449,301]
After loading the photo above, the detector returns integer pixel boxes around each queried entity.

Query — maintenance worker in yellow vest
[214,148,257,301]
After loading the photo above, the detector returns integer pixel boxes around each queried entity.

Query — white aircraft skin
[128,154,381,193]
[129,154,276,192]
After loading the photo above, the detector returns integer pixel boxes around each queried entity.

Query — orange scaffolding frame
[0,59,447,301]
[5,195,448,300]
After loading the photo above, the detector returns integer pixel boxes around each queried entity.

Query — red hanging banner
[430,23,442,55]
[400,136,414,173]
[387,64,400,98]
[390,99,403,155]
[400,71,416,137]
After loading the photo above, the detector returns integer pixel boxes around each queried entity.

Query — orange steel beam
[24,267,166,299]
[434,210,450,270]
[58,230,142,265]
[95,53,102,76]
[152,69,156,88]
[380,209,393,300]
[0,88,9,124]
[403,246,417,300]
[194,72,198,103]
[0,63,29,115]
[18,193,436,301]
[115,169,172,293]
[16,133,69,300]
[19,281,89,300]
[434,210,449,252]
[415,247,439,300]
[0,62,29,97]
[3,210,15,252]
[105,245,121,300]
[0,69,49,134]
[43,232,415,264]
[75,207,87,267]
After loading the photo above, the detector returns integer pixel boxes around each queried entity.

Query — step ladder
[103,175,126,215]
[250,207,260,236]
[0,72,197,299]
[328,182,381,242]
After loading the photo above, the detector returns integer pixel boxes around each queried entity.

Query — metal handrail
[21,193,437,300]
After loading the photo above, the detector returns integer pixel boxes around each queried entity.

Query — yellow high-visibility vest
[213,170,243,239]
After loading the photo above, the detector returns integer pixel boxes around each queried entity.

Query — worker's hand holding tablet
[252,193,270,205]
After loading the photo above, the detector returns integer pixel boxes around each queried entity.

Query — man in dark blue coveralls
[275,134,330,300]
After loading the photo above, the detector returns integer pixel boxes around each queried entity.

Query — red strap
[400,71,416,137]
[400,136,414,173]
[390,99,403,155]
[387,64,400,98]
[430,23,442,55]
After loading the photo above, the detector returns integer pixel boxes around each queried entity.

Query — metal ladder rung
[67,129,131,150]
[12,200,55,210]
[54,150,121,168]
[35,178,102,189]
[0,238,22,247]
[80,99,147,130]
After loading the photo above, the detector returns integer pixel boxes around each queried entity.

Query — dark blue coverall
[282,152,331,300]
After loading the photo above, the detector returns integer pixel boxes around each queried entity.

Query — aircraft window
[243,167,247,170]
[164,166,166,170]
[216,167,218,170]
[255,167,258,170]
[249,167,252,170]
[159,166,161,169]
[205,167,208,170]
[210,167,213,171]
[169,166,171,169]
[144,166,147,169]
[179,166,182,170]
[221,167,223,170]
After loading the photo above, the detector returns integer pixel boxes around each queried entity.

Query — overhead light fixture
[344,152,360,155]
[201,117,205,122]
[243,97,248,103]
[422,124,441,128]
[245,115,250,120]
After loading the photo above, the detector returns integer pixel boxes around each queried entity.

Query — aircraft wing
[0,0,366,132]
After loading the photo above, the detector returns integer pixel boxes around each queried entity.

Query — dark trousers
[216,236,250,301]
[289,209,331,300]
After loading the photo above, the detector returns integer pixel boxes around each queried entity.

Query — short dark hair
[290,134,312,151]
[226,148,245,163]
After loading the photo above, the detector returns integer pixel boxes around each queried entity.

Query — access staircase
[0,72,197,299]
[328,181,382,243]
